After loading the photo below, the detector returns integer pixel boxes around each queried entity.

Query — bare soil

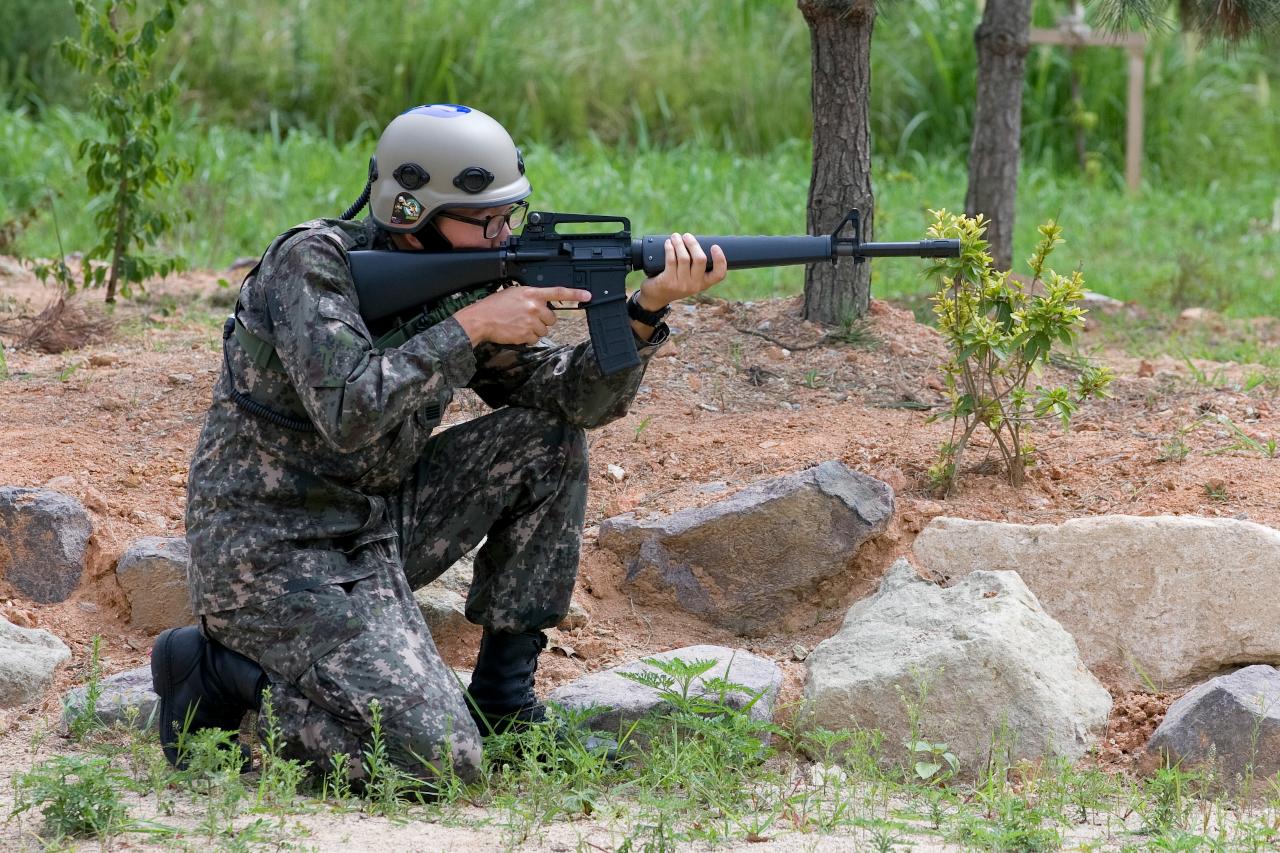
[1,262,1277,843]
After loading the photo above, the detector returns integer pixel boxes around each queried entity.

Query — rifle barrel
[633,235,959,275]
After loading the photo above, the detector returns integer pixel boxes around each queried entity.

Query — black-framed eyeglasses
[435,200,528,239]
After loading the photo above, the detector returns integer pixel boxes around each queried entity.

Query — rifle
[348,208,960,376]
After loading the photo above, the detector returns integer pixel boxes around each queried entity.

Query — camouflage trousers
[203,406,588,784]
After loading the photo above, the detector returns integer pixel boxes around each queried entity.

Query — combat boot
[151,624,268,767]
[466,628,548,735]
[467,628,620,761]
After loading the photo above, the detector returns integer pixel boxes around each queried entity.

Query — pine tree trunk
[965,0,1033,272]
[798,0,876,326]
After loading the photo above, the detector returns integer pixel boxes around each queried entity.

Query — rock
[1142,665,1280,792]
[913,516,1280,690]
[415,549,587,638]
[605,464,626,483]
[62,665,158,731]
[600,461,894,636]
[166,373,195,385]
[0,487,93,603]
[0,617,72,708]
[116,537,193,633]
[549,644,782,735]
[415,558,479,644]
[802,559,1110,776]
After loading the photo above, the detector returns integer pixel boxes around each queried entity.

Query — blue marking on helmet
[403,104,473,118]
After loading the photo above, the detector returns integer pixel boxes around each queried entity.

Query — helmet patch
[453,166,495,194]
[390,193,424,225]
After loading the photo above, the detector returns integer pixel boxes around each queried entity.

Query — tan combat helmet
[366,104,531,234]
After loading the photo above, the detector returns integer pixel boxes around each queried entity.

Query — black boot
[467,629,547,735]
[151,625,268,767]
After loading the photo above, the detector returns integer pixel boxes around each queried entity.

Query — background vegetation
[1,0,1277,312]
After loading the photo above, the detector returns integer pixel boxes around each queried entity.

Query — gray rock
[913,515,1280,689]
[416,549,588,639]
[0,487,92,603]
[802,559,1111,776]
[549,645,782,736]
[1143,665,1280,791]
[600,461,894,636]
[0,616,71,708]
[62,665,158,731]
[116,537,193,633]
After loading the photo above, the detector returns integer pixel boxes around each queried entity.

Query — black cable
[221,317,316,433]
[340,180,371,221]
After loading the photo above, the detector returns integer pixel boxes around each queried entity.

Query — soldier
[151,104,728,787]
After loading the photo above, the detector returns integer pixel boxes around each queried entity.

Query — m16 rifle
[349,208,960,375]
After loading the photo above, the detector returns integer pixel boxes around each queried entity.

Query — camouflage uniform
[187,217,663,783]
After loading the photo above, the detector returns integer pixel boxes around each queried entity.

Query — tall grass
[3,0,1276,182]
[2,105,1277,315]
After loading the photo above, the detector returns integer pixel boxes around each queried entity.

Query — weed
[834,316,879,348]
[10,754,130,840]
[1202,481,1229,501]
[0,340,7,380]
[255,687,309,810]
[633,414,653,442]
[802,367,822,389]
[1157,433,1192,463]
[1206,415,1279,459]
[66,634,104,740]
[57,359,80,382]
[727,340,743,369]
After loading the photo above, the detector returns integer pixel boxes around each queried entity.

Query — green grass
[2,104,1278,317]
[5,0,1277,185]
[9,669,1280,852]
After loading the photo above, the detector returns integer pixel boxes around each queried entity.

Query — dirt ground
[1,261,1277,845]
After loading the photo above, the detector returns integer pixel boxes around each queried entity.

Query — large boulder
[600,461,894,636]
[1142,665,1280,792]
[116,537,193,633]
[0,487,92,603]
[913,516,1280,690]
[803,559,1111,775]
[62,665,158,731]
[0,616,72,708]
[549,644,783,736]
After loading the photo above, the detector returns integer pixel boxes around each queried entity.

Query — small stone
[759,440,779,449]
[791,644,809,662]
[167,474,185,487]
[88,353,119,367]
[43,475,78,493]
[166,373,194,385]
[1137,360,1155,378]
[77,601,99,613]
[605,464,626,483]
[82,489,108,514]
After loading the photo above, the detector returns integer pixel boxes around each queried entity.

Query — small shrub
[59,0,191,302]
[924,210,1113,492]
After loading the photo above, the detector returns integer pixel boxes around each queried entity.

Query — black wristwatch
[626,291,671,326]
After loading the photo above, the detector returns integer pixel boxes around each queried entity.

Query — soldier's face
[434,204,515,250]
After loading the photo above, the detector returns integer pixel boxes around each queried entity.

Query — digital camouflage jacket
[185,217,661,614]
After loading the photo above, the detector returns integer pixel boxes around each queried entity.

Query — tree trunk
[965,0,1033,272]
[798,0,875,325]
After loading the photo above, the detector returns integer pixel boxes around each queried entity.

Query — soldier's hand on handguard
[454,285,593,346]
[636,232,728,315]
